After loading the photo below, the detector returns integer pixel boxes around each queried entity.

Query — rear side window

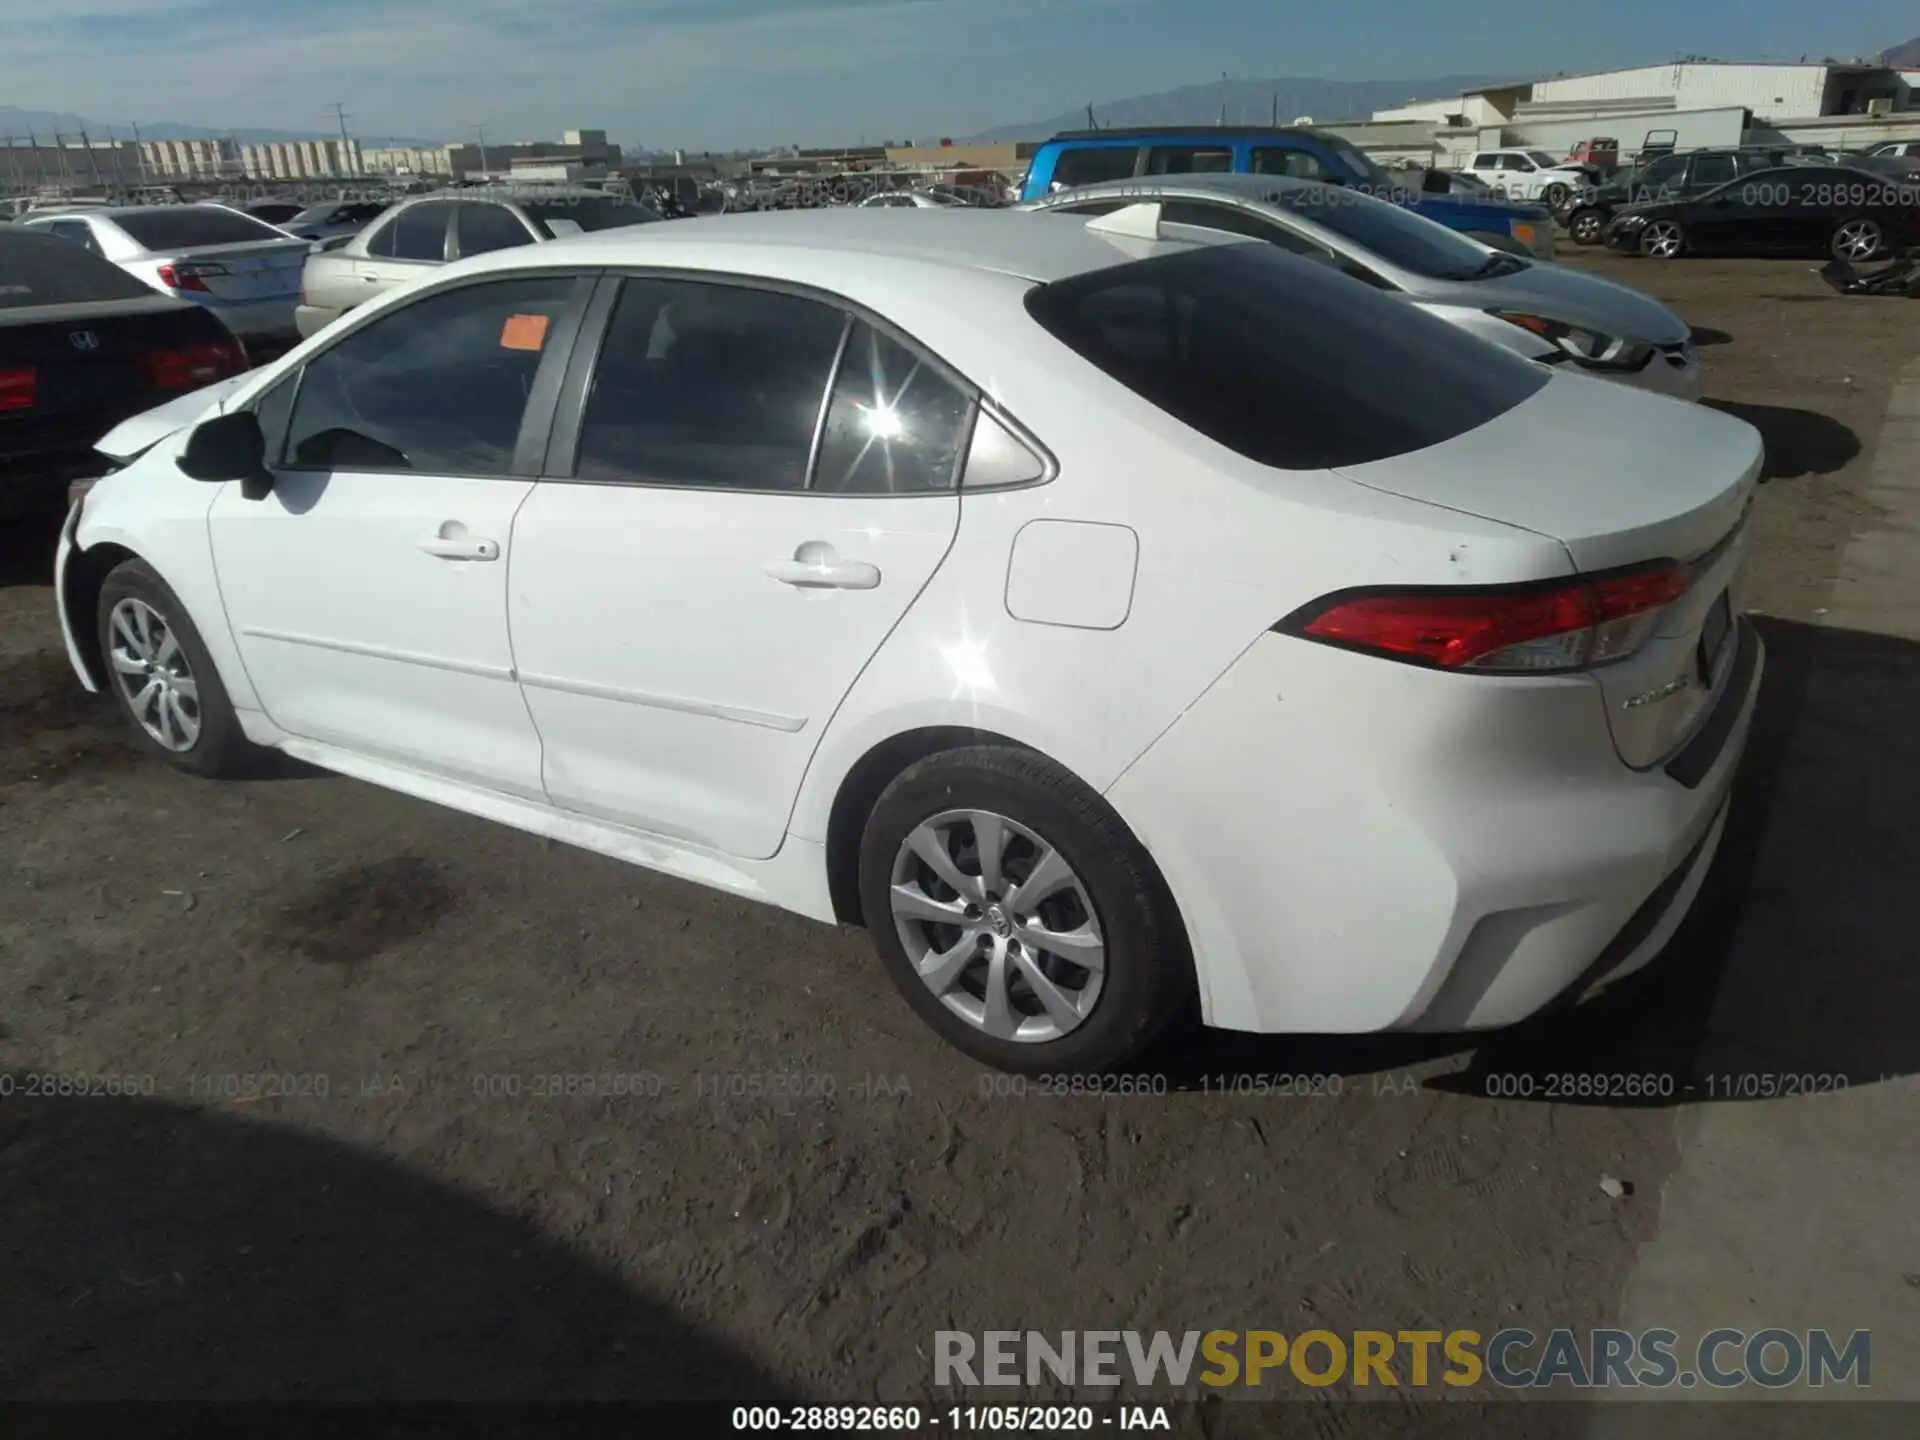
[1690,155,1737,188]
[1251,148,1334,181]
[1025,246,1548,470]
[1051,146,1140,189]
[813,322,973,494]
[367,202,454,260]
[455,203,536,256]
[110,208,285,249]
[0,229,154,307]
[1144,146,1233,176]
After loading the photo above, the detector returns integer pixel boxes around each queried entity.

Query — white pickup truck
[1461,149,1596,209]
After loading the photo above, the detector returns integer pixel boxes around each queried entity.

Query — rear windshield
[0,229,158,308]
[522,198,662,236]
[111,207,289,249]
[290,201,390,228]
[1273,188,1515,281]
[1025,245,1548,470]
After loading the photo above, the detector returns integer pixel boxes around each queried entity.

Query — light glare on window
[863,405,905,440]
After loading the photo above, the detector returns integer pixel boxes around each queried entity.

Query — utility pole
[1272,92,1279,126]
[79,129,103,185]
[131,120,148,182]
[328,101,351,175]
[475,124,488,173]
[1219,73,1229,126]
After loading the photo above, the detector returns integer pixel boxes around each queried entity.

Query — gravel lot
[2,248,1914,1418]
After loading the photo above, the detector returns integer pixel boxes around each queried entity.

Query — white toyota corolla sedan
[55,207,1765,1073]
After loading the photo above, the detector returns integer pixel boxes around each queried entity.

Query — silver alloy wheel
[107,597,201,752]
[888,808,1106,1043]
[1572,211,1603,244]
[1833,219,1883,261]
[1640,220,1684,258]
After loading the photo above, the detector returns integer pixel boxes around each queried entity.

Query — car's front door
[507,274,970,859]
[208,271,590,798]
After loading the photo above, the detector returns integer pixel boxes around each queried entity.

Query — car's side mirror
[178,411,274,501]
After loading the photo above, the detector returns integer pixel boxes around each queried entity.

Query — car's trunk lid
[1334,373,1763,768]
[148,239,309,300]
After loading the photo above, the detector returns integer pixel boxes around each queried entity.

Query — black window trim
[537,265,1057,498]
[273,266,599,482]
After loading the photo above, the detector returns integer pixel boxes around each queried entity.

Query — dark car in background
[0,227,249,516]
[1563,147,1797,245]
[1603,164,1920,261]
[284,199,394,246]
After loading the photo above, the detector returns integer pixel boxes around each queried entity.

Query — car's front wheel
[1638,219,1686,258]
[858,746,1192,1073]
[1541,182,1571,210]
[97,558,254,777]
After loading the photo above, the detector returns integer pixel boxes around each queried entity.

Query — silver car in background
[18,204,310,355]
[1024,173,1703,401]
[294,186,662,337]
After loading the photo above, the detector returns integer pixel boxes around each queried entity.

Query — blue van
[1020,126,1555,260]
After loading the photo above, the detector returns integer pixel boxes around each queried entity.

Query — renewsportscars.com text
[934,1328,1871,1390]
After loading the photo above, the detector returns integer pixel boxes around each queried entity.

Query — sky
[0,0,1912,151]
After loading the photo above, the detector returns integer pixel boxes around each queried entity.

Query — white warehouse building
[1376,59,1920,167]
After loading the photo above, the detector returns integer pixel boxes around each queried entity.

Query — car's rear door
[207,269,592,796]
[506,273,968,859]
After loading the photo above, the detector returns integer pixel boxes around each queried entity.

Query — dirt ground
[1,249,1915,1420]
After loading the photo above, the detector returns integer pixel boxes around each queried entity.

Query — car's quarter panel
[508,487,959,858]
[1105,623,1762,1033]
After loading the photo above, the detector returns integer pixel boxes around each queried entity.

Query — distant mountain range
[1884,36,1920,67]
[0,105,440,147]
[960,74,1515,142]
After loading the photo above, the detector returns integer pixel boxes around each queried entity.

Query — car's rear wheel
[1569,208,1606,245]
[858,746,1191,1073]
[1541,182,1571,210]
[97,558,253,777]
[1639,219,1686,258]
[1831,218,1884,262]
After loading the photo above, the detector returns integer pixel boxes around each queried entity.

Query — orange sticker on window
[500,313,550,351]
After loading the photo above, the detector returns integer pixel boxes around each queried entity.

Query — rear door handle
[766,554,880,590]
[419,535,500,561]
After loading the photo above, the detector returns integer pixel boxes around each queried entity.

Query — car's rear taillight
[140,340,248,389]
[0,365,36,413]
[155,262,228,293]
[1280,561,1691,674]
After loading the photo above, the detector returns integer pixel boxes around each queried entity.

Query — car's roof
[404,185,618,203]
[1027,173,1331,207]
[453,207,1223,284]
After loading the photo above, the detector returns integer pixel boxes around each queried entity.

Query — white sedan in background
[1026,174,1705,400]
[56,209,1764,1071]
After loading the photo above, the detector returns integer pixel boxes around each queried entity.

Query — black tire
[1541,182,1571,211]
[1569,208,1606,245]
[96,557,255,777]
[857,745,1193,1074]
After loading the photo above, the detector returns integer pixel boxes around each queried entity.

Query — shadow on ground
[1147,617,1920,1106]
[0,1093,793,1402]
[0,509,63,590]
[1689,326,1734,347]
[1703,400,1860,480]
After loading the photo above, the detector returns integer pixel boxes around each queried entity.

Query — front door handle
[766,542,880,590]
[419,534,500,561]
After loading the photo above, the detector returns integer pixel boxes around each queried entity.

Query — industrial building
[1375,59,1920,167]
[239,138,363,181]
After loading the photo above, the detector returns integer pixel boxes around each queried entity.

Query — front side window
[1636,156,1685,187]
[1690,155,1737,188]
[283,275,577,474]
[1144,146,1233,176]
[1051,146,1141,189]
[573,278,848,491]
[813,322,972,494]
[455,203,537,257]
[1026,245,1548,471]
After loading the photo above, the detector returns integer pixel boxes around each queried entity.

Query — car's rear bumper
[1105,621,1764,1034]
